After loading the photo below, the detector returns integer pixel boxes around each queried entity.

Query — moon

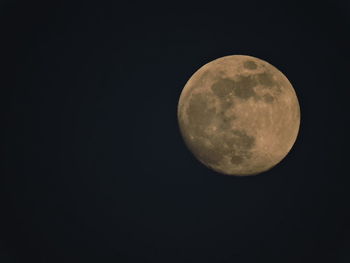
[177,55,300,176]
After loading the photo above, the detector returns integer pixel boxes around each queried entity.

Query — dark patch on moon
[243,60,258,70]
[211,75,258,100]
[220,119,231,130]
[210,71,282,106]
[257,72,276,87]
[257,71,282,94]
[211,79,234,98]
[230,155,244,165]
[221,99,234,111]
[231,130,255,149]
[263,93,274,103]
[233,75,258,99]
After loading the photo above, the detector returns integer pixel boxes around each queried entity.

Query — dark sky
[2,1,350,262]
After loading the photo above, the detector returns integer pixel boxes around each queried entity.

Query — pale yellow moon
[177,55,300,176]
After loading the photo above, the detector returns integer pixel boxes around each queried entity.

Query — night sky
[2,1,350,262]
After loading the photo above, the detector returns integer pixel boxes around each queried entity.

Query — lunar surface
[177,55,300,176]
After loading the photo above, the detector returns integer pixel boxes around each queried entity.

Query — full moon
[177,55,300,176]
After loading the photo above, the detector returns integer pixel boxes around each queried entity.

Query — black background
[2,1,350,262]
